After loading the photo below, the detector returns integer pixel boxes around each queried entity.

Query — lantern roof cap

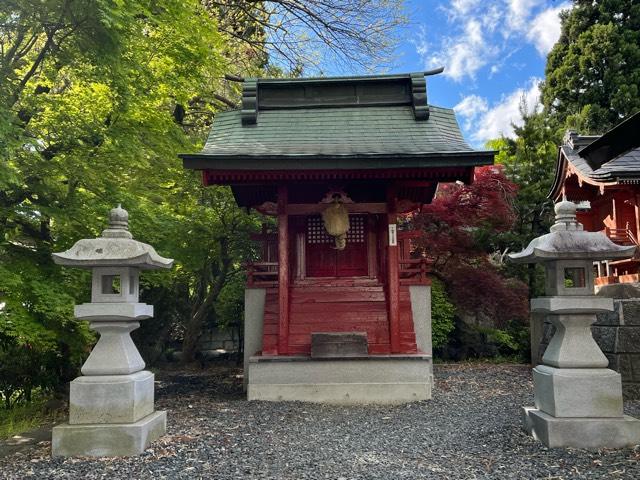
[509,198,635,263]
[52,205,174,269]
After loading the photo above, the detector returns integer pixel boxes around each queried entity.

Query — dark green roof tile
[189,106,481,160]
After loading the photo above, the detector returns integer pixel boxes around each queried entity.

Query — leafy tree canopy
[1,0,409,405]
[0,0,258,401]
[542,0,640,133]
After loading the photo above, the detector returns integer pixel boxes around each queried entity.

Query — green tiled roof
[181,72,494,170]
[182,105,493,169]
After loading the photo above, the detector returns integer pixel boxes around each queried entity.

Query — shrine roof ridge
[245,68,445,85]
[237,70,446,124]
[549,112,640,198]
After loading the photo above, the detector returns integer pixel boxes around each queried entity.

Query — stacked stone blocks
[511,198,640,448]
[51,206,172,457]
[538,298,640,399]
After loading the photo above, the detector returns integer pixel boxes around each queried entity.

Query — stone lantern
[51,205,173,457]
[510,199,640,448]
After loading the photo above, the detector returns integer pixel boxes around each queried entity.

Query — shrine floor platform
[246,354,433,404]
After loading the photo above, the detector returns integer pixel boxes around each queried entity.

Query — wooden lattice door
[305,215,368,277]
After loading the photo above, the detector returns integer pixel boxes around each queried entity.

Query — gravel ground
[1,363,639,480]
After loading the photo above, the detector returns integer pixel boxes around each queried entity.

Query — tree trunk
[181,237,231,363]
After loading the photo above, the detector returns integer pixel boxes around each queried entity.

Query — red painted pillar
[634,194,640,244]
[277,185,290,355]
[386,185,401,353]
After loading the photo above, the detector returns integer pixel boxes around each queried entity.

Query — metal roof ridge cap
[250,70,442,84]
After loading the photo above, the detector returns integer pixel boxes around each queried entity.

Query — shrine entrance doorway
[305,214,369,278]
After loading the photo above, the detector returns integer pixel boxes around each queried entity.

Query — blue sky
[390,0,571,147]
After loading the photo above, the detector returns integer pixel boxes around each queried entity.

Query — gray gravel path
[1,363,639,479]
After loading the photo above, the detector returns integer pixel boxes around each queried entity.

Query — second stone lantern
[510,198,640,448]
[51,205,173,457]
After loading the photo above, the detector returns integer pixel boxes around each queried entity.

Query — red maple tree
[411,165,529,327]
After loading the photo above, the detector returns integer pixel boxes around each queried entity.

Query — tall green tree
[1,0,410,399]
[488,109,560,295]
[542,0,640,133]
[0,0,257,402]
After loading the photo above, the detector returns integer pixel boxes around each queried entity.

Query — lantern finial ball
[550,197,581,233]
[102,204,132,239]
[555,197,577,217]
[109,204,129,226]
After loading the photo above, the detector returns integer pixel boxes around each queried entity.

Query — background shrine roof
[550,112,640,197]
[181,72,494,170]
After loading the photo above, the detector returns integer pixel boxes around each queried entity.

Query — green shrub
[431,278,455,350]
[0,390,60,439]
[0,259,91,409]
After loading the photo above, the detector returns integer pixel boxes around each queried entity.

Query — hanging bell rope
[322,199,350,250]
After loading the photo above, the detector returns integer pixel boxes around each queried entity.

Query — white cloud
[454,95,488,130]
[527,3,570,55]
[414,25,429,58]
[451,0,481,15]
[419,1,573,81]
[506,0,544,32]
[428,19,498,81]
[466,78,542,144]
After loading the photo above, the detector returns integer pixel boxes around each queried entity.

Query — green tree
[488,109,559,295]
[0,0,253,401]
[542,0,640,133]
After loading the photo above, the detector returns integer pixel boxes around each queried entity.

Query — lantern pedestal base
[52,410,166,457]
[533,365,623,417]
[69,371,155,424]
[53,371,164,457]
[522,407,640,449]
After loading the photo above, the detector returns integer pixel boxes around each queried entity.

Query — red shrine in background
[550,112,640,287]
[182,72,494,403]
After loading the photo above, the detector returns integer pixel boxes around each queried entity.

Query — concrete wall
[409,285,432,356]
[243,288,266,389]
[198,327,239,352]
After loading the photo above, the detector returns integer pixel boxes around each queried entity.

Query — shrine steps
[288,283,389,354]
[261,281,418,355]
[246,283,433,404]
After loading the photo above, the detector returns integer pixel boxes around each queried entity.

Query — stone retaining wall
[199,326,240,352]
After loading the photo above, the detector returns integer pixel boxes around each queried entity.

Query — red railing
[606,224,639,247]
[399,257,432,285]
[398,231,431,285]
[246,262,278,287]
[246,230,432,286]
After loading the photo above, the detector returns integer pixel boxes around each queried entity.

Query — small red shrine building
[550,112,640,287]
[181,72,494,403]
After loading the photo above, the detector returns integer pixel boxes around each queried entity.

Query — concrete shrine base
[522,407,640,449]
[52,410,166,457]
[247,355,433,404]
